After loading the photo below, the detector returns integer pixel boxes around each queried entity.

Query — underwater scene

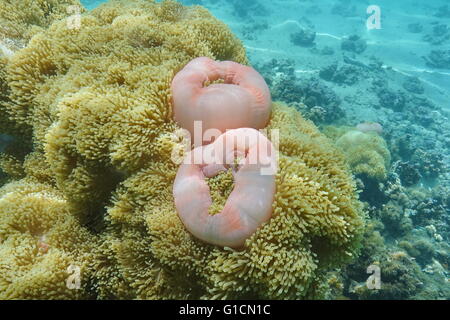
[0,0,448,301]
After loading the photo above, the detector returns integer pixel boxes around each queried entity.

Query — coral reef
[423,23,449,45]
[341,218,449,300]
[335,130,391,182]
[376,88,407,112]
[208,0,450,301]
[377,200,413,236]
[255,59,345,124]
[338,146,449,300]
[402,77,424,95]
[293,78,344,123]
[0,0,364,299]
[424,50,450,69]
[319,63,362,86]
[411,149,445,180]
[290,28,316,47]
[392,161,421,187]
[341,35,367,54]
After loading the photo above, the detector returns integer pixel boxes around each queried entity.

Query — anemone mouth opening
[202,78,225,88]
[205,168,235,216]
[225,149,247,173]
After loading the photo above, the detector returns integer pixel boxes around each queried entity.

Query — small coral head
[171,57,272,145]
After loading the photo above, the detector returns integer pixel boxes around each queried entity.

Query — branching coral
[0,0,364,299]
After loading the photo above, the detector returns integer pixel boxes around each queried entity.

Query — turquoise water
[82,0,450,95]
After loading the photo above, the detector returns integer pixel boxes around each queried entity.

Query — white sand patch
[271,20,344,40]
